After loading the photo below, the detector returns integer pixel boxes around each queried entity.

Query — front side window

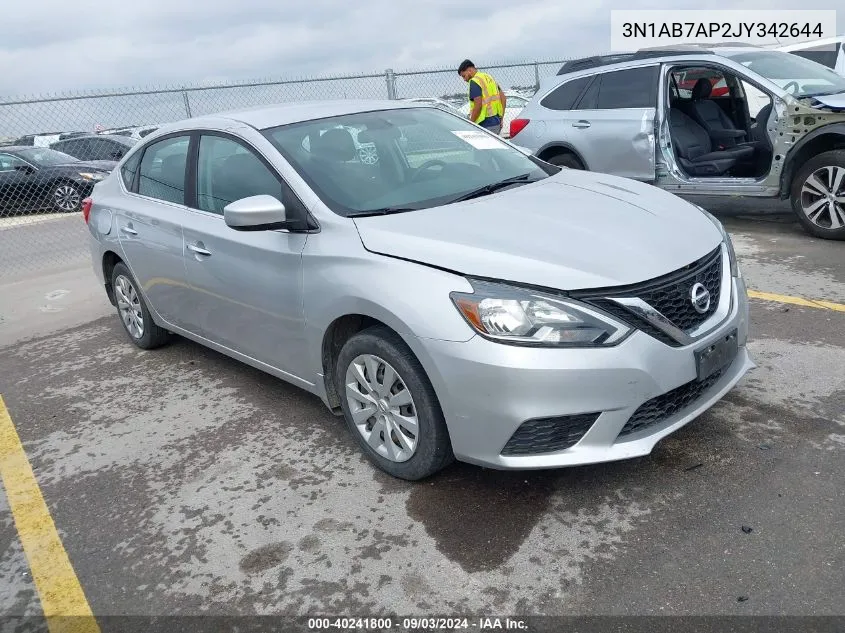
[262,107,552,216]
[727,50,845,97]
[195,135,283,214]
[138,136,190,204]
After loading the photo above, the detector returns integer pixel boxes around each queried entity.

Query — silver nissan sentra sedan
[84,100,754,480]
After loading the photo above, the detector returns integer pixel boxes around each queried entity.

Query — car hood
[807,91,845,111]
[353,170,723,291]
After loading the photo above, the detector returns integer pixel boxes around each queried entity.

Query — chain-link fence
[0,59,568,282]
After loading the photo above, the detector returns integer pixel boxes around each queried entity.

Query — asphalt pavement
[0,206,843,623]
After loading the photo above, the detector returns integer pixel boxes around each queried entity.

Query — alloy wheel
[344,354,419,463]
[800,165,845,230]
[54,184,80,212]
[114,275,144,339]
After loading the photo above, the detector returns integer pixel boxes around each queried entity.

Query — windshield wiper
[448,173,536,204]
[347,207,418,218]
[800,90,844,99]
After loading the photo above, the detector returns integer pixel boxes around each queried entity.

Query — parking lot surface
[0,210,843,620]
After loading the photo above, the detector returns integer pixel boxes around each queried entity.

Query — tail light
[510,118,530,139]
[81,197,93,224]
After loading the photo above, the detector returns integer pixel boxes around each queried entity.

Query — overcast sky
[1,1,843,99]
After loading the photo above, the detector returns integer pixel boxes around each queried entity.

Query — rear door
[180,131,309,377]
[115,134,192,329]
[566,65,658,181]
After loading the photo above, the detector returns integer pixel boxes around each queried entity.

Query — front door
[180,132,308,379]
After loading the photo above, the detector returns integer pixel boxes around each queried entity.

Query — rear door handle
[120,225,138,236]
[572,120,591,129]
[187,243,212,257]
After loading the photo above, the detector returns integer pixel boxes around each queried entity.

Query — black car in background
[0,147,114,215]
[50,134,137,162]
[9,131,87,146]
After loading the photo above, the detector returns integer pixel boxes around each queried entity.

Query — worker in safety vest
[458,59,506,135]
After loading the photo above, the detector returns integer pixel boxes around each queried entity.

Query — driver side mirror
[14,164,35,175]
[223,195,289,231]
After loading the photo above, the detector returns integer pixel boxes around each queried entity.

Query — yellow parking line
[747,290,845,313]
[0,395,100,633]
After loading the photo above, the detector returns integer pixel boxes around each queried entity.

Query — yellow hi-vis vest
[469,72,504,124]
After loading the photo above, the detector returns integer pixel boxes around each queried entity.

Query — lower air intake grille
[501,413,599,456]
[617,368,726,438]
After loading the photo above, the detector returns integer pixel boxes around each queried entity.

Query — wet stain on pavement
[239,542,292,574]
[405,463,558,573]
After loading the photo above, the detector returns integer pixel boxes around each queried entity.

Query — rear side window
[121,151,142,189]
[138,136,190,204]
[590,66,659,109]
[540,76,592,111]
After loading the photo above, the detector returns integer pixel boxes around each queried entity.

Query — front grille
[575,246,723,345]
[639,249,722,332]
[590,299,680,347]
[501,413,599,456]
[617,368,726,438]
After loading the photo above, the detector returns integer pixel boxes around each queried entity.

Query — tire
[789,150,845,240]
[335,326,454,481]
[547,152,584,170]
[51,181,82,213]
[110,262,170,350]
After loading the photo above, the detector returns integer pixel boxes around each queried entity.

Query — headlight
[78,172,105,182]
[450,280,631,347]
[696,205,740,279]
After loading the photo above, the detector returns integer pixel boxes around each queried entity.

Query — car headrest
[692,78,713,100]
[311,128,358,162]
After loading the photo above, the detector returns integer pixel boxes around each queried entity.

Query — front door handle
[120,225,138,236]
[572,120,591,129]
[187,243,212,257]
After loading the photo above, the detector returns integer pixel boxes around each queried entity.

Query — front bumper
[410,277,753,470]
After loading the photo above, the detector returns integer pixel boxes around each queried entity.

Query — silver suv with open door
[511,45,845,240]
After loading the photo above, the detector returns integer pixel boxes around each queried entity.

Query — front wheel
[51,182,82,213]
[789,150,845,240]
[336,326,454,481]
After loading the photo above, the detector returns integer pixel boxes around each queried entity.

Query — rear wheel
[111,262,170,349]
[789,150,845,240]
[336,326,454,481]
[547,152,584,170]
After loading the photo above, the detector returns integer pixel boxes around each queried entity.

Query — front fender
[302,251,476,396]
[780,121,845,197]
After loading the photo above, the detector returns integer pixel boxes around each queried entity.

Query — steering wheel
[783,81,800,95]
[412,159,448,181]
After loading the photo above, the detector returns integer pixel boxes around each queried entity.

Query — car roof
[55,133,135,144]
[165,99,418,132]
[0,146,36,153]
[556,44,762,76]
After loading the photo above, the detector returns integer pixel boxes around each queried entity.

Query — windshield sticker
[451,130,504,149]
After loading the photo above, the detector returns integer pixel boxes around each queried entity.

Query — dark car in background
[6,131,87,147]
[0,146,114,215]
[50,134,137,162]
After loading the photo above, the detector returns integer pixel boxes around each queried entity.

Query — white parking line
[0,213,77,232]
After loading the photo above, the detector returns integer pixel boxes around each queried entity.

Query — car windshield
[727,50,845,97]
[17,148,79,165]
[262,107,551,216]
